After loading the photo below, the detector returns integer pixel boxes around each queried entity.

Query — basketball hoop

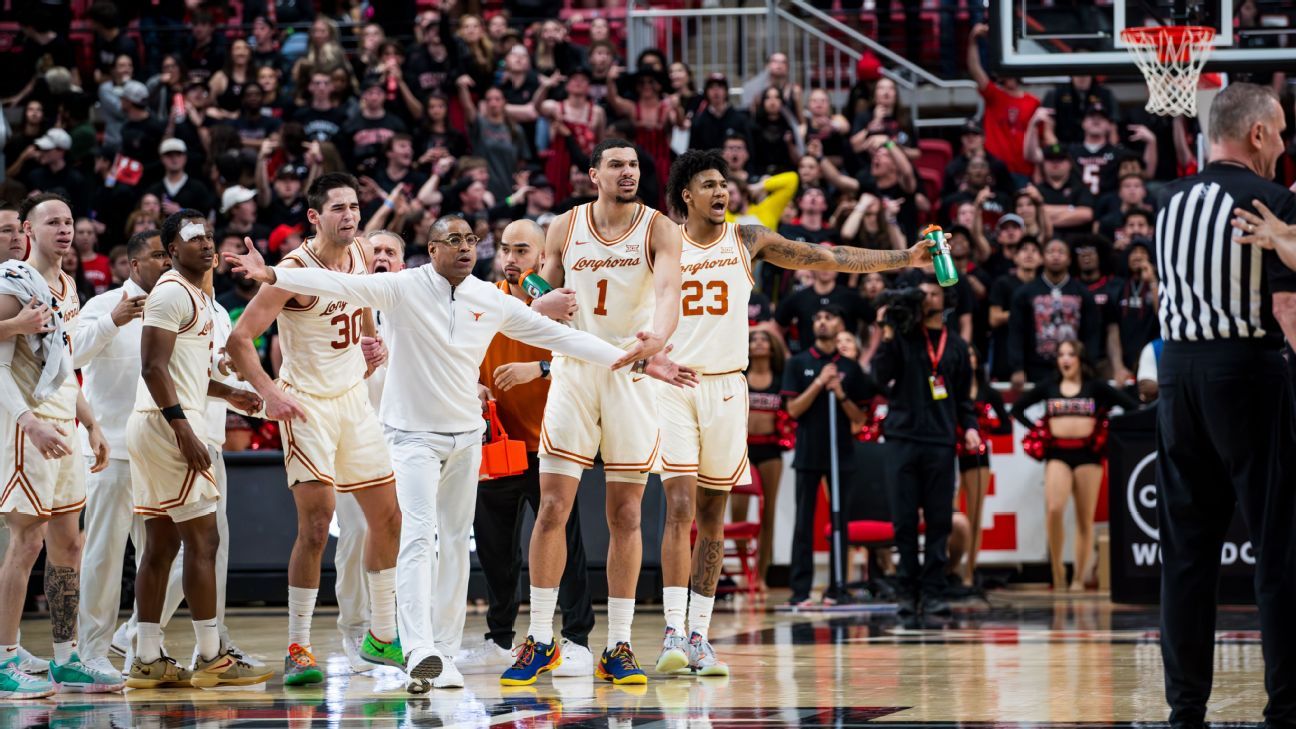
[1121,25,1216,117]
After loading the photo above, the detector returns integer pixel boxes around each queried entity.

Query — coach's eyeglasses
[430,235,481,247]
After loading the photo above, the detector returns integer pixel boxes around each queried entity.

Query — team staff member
[1155,82,1296,729]
[872,278,981,623]
[457,220,596,678]
[224,214,695,694]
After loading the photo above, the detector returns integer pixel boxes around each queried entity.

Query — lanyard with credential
[925,327,949,400]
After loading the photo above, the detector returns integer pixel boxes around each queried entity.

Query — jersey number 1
[330,310,364,350]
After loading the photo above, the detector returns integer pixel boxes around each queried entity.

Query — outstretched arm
[640,213,683,358]
[741,224,927,272]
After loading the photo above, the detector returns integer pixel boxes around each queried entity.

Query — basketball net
[1121,26,1216,117]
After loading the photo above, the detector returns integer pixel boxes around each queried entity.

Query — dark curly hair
[666,149,729,218]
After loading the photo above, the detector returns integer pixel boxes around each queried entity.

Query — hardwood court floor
[5,591,1270,727]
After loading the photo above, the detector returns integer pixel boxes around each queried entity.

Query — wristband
[633,359,647,375]
[383,199,396,210]
[885,140,896,150]
[161,404,186,422]
[539,360,551,379]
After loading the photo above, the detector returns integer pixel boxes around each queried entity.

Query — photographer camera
[873,276,981,625]
[782,305,878,606]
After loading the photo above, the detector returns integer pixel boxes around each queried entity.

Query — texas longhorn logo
[471,310,485,321]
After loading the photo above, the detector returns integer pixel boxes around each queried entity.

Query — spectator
[260,165,309,231]
[1033,144,1095,238]
[1114,210,1154,260]
[118,80,166,186]
[145,54,186,120]
[415,94,469,167]
[668,61,702,122]
[3,101,49,174]
[605,66,674,210]
[726,170,799,232]
[59,95,95,167]
[1072,234,1129,382]
[944,227,979,345]
[1013,187,1052,244]
[460,81,532,202]
[740,328,789,596]
[220,83,282,150]
[530,19,581,77]
[855,137,919,241]
[783,306,876,605]
[802,88,850,165]
[721,134,756,185]
[256,64,291,119]
[404,11,457,99]
[488,173,555,222]
[690,73,751,155]
[840,192,906,251]
[183,10,226,84]
[73,218,112,295]
[742,52,803,120]
[584,40,617,108]
[145,138,216,215]
[943,120,1013,198]
[370,133,427,203]
[295,71,348,144]
[941,156,1009,233]
[1008,238,1100,387]
[341,77,409,170]
[88,2,139,85]
[1042,75,1121,145]
[987,237,1041,382]
[540,69,605,203]
[249,16,284,75]
[967,24,1040,181]
[108,244,130,286]
[751,87,802,178]
[1030,103,1155,201]
[850,78,917,160]
[221,185,271,253]
[370,42,425,125]
[455,14,496,91]
[96,54,136,148]
[292,17,353,94]
[22,129,91,218]
[496,44,546,144]
[775,263,871,353]
[1113,240,1159,384]
[209,39,256,118]
[1098,175,1152,242]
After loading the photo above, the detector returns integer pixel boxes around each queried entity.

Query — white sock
[287,586,317,650]
[528,586,558,645]
[662,586,688,633]
[367,568,397,643]
[1,644,17,662]
[193,618,220,661]
[606,597,635,650]
[53,641,75,665]
[687,591,715,639]
[137,623,163,663]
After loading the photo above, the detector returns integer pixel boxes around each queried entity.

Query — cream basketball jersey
[669,223,754,373]
[134,271,213,414]
[32,271,81,420]
[562,203,660,349]
[276,239,369,397]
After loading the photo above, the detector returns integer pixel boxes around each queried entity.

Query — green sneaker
[282,643,324,686]
[360,632,404,669]
[0,656,54,699]
[49,653,124,693]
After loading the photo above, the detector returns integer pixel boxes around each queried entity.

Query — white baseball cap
[34,128,72,151]
[159,138,188,155]
[221,186,257,214]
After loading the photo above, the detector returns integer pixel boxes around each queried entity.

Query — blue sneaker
[595,642,647,685]
[499,636,560,686]
[0,656,54,699]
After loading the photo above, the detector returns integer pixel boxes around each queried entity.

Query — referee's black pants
[886,438,956,600]
[1157,341,1296,728]
[473,452,595,649]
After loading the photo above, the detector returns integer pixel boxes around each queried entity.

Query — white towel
[0,260,70,402]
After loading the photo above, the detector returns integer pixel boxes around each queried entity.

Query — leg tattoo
[45,565,79,644]
[690,538,725,598]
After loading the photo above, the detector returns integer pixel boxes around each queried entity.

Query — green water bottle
[922,224,959,287]
[521,269,552,300]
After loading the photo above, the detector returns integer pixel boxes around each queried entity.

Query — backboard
[988,0,1296,75]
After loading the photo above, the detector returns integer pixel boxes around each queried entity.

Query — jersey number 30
[681,280,728,316]
[330,310,364,350]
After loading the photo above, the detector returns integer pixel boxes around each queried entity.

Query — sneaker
[595,642,647,685]
[339,630,373,674]
[109,624,132,658]
[653,628,689,674]
[16,646,48,675]
[282,643,324,686]
[360,632,404,669]
[499,636,560,686]
[455,641,512,675]
[125,654,192,689]
[686,633,729,677]
[84,656,118,679]
[897,594,918,620]
[222,638,266,670]
[552,640,593,678]
[49,653,125,693]
[0,657,55,699]
[923,596,952,617]
[405,650,443,694]
[431,658,463,689]
[191,649,274,688]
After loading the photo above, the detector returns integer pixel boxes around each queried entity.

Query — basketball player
[125,211,268,689]
[225,173,401,684]
[331,229,403,674]
[0,193,117,697]
[505,138,683,687]
[653,150,929,675]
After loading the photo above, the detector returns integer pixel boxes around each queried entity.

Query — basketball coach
[1154,82,1296,729]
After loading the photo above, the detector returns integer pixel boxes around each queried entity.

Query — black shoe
[923,596,952,617]
[897,595,918,619]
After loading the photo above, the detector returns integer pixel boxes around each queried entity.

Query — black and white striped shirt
[1155,162,1296,343]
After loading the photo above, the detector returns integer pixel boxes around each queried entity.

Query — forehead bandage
[180,222,207,241]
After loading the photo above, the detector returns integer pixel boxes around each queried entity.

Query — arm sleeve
[0,338,31,423]
[498,292,625,368]
[272,266,402,312]
[987,387,1013,434]
[1095,380,1141,412]
[1136,342,1157,381]
[1011,384,1045,427]
[71,293,121,369]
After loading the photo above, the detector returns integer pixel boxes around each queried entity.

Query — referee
[1154,82,1296,729]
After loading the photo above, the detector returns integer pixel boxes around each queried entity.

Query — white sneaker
[454,641,512,675]
[552,640,593,678]
[221,638,267,670]
[431,658,463,689]
[340,630,373,674]
[84,656,118,679]
[404,650,442,694]
[16,646,47,675]
[109,623,133,657]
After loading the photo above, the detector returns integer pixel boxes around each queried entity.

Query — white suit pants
[333,491,370,635]
[77,459,137,660]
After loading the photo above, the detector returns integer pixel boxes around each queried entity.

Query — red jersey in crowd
[981,82,1040,176]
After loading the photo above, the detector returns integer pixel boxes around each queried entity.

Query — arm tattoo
[690,537,726,597]
[754,228,914,273]
[44,564,79,644]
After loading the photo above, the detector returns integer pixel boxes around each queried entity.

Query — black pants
[1157,341,1296,728]
[887,438,956,600]
[790,468,852,601]
[473,452,595,649]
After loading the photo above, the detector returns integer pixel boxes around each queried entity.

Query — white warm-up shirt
[75,279,146,459]
[272,265,628,434]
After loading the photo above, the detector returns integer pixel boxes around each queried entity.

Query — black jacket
[873,325,978,447]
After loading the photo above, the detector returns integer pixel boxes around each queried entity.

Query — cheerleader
[736,328,790,596]
[954,347,1011,586]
